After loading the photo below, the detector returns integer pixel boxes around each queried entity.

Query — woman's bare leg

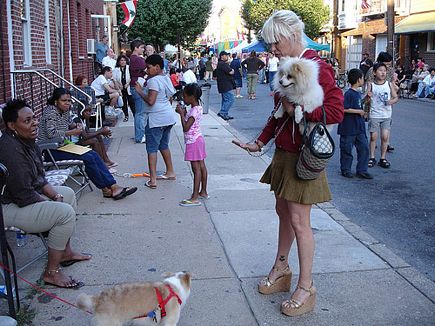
[267,196,296,281]
[287,201,314,303]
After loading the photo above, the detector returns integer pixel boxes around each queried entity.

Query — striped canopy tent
[216,40,241,54]
[229,40,250,53]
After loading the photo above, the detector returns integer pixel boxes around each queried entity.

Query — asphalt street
[207,79,435,281]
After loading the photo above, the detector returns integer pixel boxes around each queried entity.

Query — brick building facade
[334,0,435,72]
[0,0,104,116]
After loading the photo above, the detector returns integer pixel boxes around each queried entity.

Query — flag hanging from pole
[120,0,138,28]
[361,0,371,9]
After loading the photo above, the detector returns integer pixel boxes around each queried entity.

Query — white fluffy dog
[77,272,191,326]
[273,57,324,131]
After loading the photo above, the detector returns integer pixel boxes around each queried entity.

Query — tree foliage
[240,0,329,39]
[117,0,213,49]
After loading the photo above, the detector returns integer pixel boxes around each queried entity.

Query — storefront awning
[395,12,435,34]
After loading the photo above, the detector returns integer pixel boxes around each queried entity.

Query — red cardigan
[257,50,344,153]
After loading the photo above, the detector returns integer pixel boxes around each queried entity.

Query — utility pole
[332,0,339,59]
[386,0,395,59]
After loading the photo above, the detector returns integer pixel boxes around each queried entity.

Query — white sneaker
[140,135,146,144]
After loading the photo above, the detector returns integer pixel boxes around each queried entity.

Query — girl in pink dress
[175,83,208,207]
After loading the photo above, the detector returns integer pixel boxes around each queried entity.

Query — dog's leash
[0,261,92,315]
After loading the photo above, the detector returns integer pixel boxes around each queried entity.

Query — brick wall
[0,0,104,117]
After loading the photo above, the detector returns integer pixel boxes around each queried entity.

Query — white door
[346,36,362,71]
[375,35,388,58]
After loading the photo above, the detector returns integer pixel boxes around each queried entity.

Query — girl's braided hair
[183,83,202,101]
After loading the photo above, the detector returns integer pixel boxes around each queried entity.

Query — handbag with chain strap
[296,106,335,180]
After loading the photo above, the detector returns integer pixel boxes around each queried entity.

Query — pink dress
[184,105,207,161]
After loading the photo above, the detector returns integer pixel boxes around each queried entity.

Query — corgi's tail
[77,293,95,312]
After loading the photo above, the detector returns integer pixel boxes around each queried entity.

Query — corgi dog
[77,272,191,326]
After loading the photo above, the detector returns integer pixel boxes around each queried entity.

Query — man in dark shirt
[215,51,235,120]
[241,51,265,99]
[359,52,373,80]
[129,39,147,143]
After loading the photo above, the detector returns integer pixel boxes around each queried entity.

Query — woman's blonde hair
[261,10,305,48]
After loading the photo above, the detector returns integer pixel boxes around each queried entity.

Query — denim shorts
[145,124,173,153]
[234,78,242,88]
[368,118,392,132]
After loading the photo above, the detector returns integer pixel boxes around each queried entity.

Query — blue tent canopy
[303,34,330,52]
[241,40,267,53]
[241,34,330,53]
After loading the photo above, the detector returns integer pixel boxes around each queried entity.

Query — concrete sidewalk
[11,94,434,325]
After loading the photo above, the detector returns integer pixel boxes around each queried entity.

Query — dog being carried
[77,272,191,326]
[273,57,324,134]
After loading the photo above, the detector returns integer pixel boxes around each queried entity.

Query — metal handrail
[11,69,86,112]
[48,69,93,103]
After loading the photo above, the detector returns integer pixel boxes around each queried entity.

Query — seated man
[0,99,91,288]
[182,67,197,84]
[91,66,121,123]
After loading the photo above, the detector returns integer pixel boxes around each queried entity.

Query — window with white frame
[427,32,435,52]
[21,0,32,66]
[44,0,51,64]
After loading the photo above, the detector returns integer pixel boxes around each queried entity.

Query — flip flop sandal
[179,199,201,207]
[368,158,377,168]
[199,194,210,199]
[44,279,85,289]
[60,253,92,267]
[113,187,138,200]
[378,159,391,168]
[145,181,157,189]
[156,174,176,180]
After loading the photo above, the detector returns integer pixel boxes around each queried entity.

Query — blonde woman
[236,10,344,316]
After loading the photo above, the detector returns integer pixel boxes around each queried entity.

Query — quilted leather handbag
[296,107,335,180]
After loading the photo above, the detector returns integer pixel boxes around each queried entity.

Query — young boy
[338,68,373,179]
[367,62,399,168]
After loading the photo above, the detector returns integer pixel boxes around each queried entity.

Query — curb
[208,106,435,304]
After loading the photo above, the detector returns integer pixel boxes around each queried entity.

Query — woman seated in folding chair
[0,99,91,289]
[38,88,137,200]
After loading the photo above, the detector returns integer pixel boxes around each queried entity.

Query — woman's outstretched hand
[232,139,261,152]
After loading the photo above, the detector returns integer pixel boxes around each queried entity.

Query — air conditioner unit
[87,39,96,54]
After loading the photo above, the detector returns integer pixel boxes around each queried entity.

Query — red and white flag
[120,0,138,28]
[361,0,370,9]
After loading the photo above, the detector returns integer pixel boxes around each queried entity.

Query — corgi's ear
[180,272,192,288]
[161,272,175,278]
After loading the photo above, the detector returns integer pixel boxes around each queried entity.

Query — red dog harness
[155,284,183,317]
[133,284,182,320]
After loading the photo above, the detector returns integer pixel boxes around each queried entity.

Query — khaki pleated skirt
[260,149,332,205]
